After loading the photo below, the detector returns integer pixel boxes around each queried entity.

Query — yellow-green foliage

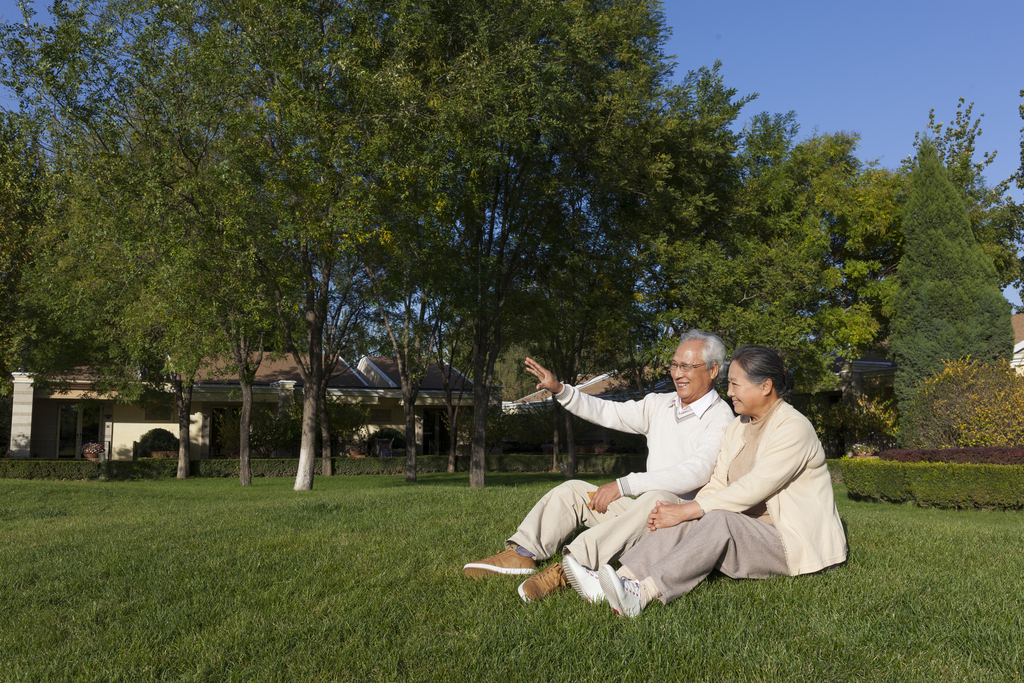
[841,458,1024,509]
[901,358,1024,448]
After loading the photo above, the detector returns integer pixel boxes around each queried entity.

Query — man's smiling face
[670,340,718,405]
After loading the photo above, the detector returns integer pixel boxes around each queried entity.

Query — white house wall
[109,403,193,461]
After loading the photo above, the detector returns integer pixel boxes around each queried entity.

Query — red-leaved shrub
[880,446,1024,466]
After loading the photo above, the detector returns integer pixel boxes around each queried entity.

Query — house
[7,356,473,461]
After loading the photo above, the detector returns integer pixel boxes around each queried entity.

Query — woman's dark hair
[730,345,794,400]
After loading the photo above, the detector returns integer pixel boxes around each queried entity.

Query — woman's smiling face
[727,361,774,419]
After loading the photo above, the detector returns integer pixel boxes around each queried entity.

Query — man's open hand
[524,358,563,395]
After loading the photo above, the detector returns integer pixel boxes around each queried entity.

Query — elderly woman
[563,345,848,617]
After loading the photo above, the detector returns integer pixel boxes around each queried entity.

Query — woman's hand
[647,500,703,531]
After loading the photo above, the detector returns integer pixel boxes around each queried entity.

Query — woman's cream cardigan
[695,401,848,576]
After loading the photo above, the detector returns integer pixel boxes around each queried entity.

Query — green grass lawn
[0,473,1021,682]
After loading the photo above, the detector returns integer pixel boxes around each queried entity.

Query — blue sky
[3,0,1022,304]
[660,0,1023,306]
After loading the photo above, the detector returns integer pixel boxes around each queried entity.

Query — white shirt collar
[671,388,719,419]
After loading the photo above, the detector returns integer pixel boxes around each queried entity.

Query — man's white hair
[678,329,727,369]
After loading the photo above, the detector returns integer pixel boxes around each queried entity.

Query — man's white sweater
[554,383,734,499]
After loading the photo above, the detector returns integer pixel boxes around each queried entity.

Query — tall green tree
[1,0,284,479]
[228,0,384,491]
[397,0,710,487]
[891,139,1013,424]
[907,99,1022,296]
[646,110,906,388]
[0,112,45,396]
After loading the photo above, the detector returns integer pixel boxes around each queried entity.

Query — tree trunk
[403,398,418,483]
[294,381,320,490]
[470,395,487,487]
[231,341,261,487]
[469,340,490,487]
[319,390,332,477]
[438,362,464,474]
[446,405,459,473]
[173,376,192,480]
[552,401,561,470]
[434,329,468,475]
[564,411,577,479]
[239,379,253,486]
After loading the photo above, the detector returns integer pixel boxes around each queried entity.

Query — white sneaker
[598,565,644,618]
[562,556,605,603]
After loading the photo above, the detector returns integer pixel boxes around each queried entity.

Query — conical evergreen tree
[892,139,1013,429]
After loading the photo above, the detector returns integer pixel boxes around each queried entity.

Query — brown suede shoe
[517,562,569,603]
[463,548,537,578]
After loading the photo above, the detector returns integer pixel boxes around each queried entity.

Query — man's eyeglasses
[666,362,707,373]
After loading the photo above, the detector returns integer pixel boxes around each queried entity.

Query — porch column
[200,411,211,459]
[9,373,33,458]
[102,408,114,462]
[415,407,424,455]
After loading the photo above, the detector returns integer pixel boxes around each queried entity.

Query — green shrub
[137,428,180,458]
[900,358,1024,449]
[326,454,648,476]
[0,459,103,480]
[841,458,1024,510]
[0,453,649,480]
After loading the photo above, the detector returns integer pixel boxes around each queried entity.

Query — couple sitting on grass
[463,331,848,617]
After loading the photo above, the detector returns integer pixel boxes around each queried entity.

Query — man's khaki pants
[506,479,679,569]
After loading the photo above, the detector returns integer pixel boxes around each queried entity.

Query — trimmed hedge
[840,458,1024,510]
[0,459,103,480]
[880,446,1024,466]
[0,454,649,481]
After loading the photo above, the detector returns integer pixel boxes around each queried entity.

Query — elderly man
[462,329,734,602]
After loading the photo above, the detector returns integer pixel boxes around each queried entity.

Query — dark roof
[358,357,471,392]
[1013,314,1024,346]
[198,356,370,388]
